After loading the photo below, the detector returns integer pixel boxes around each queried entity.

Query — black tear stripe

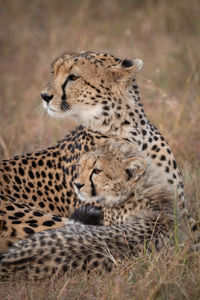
[89,172,96,197]
[61,78,68,101]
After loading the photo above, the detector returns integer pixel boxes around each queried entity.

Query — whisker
[61,101,69,112]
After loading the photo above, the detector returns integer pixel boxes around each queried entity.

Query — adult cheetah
[0,51,189,252]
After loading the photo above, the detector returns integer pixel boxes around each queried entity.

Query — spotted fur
[0,51,188,252]
[0,140,176,279]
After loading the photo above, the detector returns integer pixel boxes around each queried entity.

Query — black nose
[74,182,84,190]
[41,93,53,104]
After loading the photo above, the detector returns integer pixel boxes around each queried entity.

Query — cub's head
[74,140,146,208]
[41,51,142,130]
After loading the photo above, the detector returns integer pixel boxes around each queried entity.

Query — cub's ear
[123,157,146,181]
[111,58,143,82]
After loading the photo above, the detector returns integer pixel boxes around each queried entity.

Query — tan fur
[0,51,189,253]
[75,140,174,226]
[0,139,176,279]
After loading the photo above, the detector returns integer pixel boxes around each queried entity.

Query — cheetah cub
[72,139,175,227]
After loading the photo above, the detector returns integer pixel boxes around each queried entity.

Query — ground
[0,0,200,299]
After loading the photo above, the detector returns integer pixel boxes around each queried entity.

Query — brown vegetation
[0,0,200,298]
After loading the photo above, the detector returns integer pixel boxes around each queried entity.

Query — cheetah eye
[68,74,80,81]
[93,169,102,175]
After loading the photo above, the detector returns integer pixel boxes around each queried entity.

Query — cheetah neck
[85,82,155,152]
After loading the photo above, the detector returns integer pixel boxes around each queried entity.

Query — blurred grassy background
[0,0,200,298]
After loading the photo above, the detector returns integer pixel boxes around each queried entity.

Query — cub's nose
[74,182,84,190]
[41,92,53,104]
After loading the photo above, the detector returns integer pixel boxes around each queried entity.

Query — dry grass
[0,0,200,298]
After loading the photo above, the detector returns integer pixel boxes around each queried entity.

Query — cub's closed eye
[68,74,80,81]
[93,169,102,174]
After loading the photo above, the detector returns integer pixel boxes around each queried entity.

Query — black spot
[25,220,37,224]
[25,187,31,193]
[121,59,133,68]
[160,155,166,161]
[142,129,147,136]
[14,203,24,209]
[11,228,17,237]
[142,143,148,151]
[28,170,34,179]
[23,227,35,235]
[6,205,15,211]
[12,220,21,224]
[122,120,130,125]
[18,168,25,176]
[42,220,55,227]
[38,159,44,166]
[41,171,46,178]
[47,160,53,168]
[13,185,20,192]
[84,145,89,152]
[32,161,37,168]
[3,174,10,183]
[115,113,121,119]
[49,204,55,211]
[167,148,171,154]
[28,182,34,188]
[173,160,177,169]
[33,211,43,217]
[52,216,62,222]
[22,159,28,165]
[14,176,22,185]
[13,193,20,198]
[55,185,60,192]
[39,202,45,208]
[67,143,73,150]
[168,179,174,184]
[22,194,28,200]
[152,145,157,151]
[14,212,25,218]
[55,257,62,263]
[32,195,37,201]
[165,167,170,173]
[37,191,43,197]
[51,247,56,254]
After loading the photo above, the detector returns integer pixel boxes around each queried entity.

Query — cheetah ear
[123,157,146,181]
[111,58,143,82]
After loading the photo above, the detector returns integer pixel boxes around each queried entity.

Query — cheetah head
[74,139,146,208]
[41,51,142,130]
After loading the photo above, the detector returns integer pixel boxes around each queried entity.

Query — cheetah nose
[41,92,53,104]
[74,182,84,190]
